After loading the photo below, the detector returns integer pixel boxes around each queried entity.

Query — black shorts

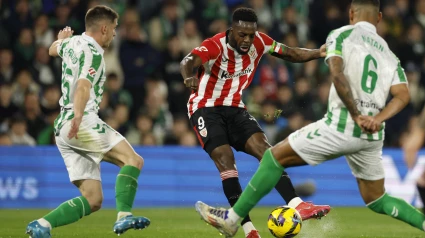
[190,106,263,155]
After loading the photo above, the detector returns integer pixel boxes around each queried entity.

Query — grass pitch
[1,207,424,238]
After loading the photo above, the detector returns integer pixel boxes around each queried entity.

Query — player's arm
[374,84,409,125]
[270,42,326,63]
[181,40,220,90]
[327,56,362,124]
[180,53,204,90]
[49,26,74,57]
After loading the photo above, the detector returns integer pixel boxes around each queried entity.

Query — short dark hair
[352,0,380,8]
[232,7,258,23]
[85,5,118,30]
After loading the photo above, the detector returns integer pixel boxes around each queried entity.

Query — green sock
[43,196,91,228]
[368,193,425,231]
[233,149,284,218]
[116,165,141,212]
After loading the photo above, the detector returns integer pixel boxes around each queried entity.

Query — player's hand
[67,116,83,140]
[319,44,327,58]
[361,116,382,134]
[184,76,199,90]
[403,128,425,169]
[353,115,368,132]
[58,26,73,40]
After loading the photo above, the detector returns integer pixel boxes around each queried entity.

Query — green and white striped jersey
[324,21,407,141]
[53,33,106,132]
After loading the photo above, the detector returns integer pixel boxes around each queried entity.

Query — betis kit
[54,33,124,182]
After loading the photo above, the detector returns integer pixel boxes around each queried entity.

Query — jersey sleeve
[391,61,408,85]
[57,37,72,58]
[257,32,285,55]
[77,44,102,84]
[325,27,353,65]
[191,39,220,64]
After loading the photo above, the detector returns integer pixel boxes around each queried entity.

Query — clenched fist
[184,76,199,90]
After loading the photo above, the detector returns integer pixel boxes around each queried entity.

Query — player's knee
[87,195,103,212]
[127,153,144,170]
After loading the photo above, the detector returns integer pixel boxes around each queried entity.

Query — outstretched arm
[180,53,203,90]
[270,43,326,63]
[49,26,74,57]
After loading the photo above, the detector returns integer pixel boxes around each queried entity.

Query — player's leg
[190,108,258,235]
[102,139,150,234]
[417,171,425,214]
[231,109,329,221]
[358,178,425,231]
[348,142,425,231]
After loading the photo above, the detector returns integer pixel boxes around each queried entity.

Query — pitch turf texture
[1,207,424,238]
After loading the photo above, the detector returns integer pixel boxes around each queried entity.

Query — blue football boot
[113,215,150,235]
[26,220,51,238]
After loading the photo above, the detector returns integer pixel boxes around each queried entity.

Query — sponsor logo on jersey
[199,128,207,137]
[220,67,253,79]
[88,67,96,76]
[354,99,383,111]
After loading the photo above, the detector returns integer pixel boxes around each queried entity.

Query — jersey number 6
[361,54,378,94]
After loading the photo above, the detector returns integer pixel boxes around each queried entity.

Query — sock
[367,193,425,231]
[222,173,252,226]
[116,165,141,212]
[227,208,242,224]
[36,218,52,230]
[242,221,256,234]
[117,211,132,221]
[288,197,303,208]
[417,184,425,214]
[274,171,299,204]
[233,149,285,218]
[43,196,91,228]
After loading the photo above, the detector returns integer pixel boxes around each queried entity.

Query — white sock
[117,211,132,221]
[227,208,242,224]
[288,197,303,208]
[242,222,256,236]
[37,218,52,230]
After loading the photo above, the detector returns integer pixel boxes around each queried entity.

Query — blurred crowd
[0,0,424,148]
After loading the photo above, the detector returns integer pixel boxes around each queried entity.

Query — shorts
[288,119,384,181]
[55,112,125,182]
[190,106,263,155]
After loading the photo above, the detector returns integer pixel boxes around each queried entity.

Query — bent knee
[87,196,103,212]
[126,154,144,170]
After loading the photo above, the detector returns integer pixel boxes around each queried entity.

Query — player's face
[230,21,257,55]
[103,19,118,48]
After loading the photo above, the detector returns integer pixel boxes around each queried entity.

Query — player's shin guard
[115,165,140,212]
[274,171,299,204]
[367,193,425,231]
[233,149,285,218]
[43,196,91,228]
[221,172,252,225]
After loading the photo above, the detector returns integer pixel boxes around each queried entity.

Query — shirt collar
[355,21,377,33]
[82,32,104,54]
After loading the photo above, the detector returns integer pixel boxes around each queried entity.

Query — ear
[101,25,107,35]
[349,8,354,24]
[377,12,383,24]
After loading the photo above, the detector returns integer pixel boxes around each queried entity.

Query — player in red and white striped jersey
[181,8,330,238]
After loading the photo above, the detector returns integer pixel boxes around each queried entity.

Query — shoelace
[209,208,226,218]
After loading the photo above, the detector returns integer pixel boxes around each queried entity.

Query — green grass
[1,207,425,238]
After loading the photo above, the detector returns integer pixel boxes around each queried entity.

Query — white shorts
[288,119,384,181]
[55,113,125,182]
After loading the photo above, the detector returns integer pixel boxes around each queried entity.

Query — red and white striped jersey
[187,31,283,117]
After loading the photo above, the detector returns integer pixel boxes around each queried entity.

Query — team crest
[88,67,96,76]
[200,128,208,137]
[248,48,257,58]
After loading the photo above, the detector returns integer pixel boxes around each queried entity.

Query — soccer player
[181,7,330,238]
[25,6,150,238]
[195,0,425,237]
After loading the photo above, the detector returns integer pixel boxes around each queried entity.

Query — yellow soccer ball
[267,206,302,238]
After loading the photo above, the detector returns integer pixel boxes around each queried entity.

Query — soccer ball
[267,206,302,238]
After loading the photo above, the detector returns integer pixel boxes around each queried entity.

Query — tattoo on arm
[180,53,203,79]
[328,57,359,118]
[272,46,321,63]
